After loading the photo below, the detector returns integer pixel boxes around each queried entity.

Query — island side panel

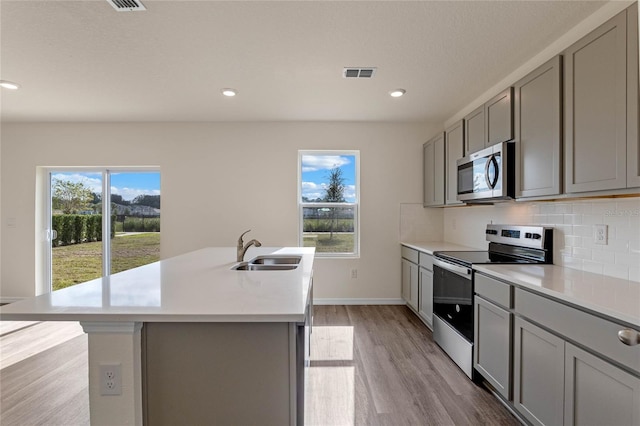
[143,322,292,425]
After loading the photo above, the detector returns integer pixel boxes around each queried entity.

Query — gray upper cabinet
[445,120,464,205]
[464,88,514,156]
[464,105,485,155]
[564,5,638,193]
[485,87,514,146]
[423,132,445,207]
[514,56,563,198]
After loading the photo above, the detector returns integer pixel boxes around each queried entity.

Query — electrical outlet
[351,269,357,279]
[594,224,608,245]
[100,363,122,396]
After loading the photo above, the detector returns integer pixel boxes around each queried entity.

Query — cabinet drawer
[419,252,433,270]
[515,288,640,375]
[401,246,419,263]
[475,273,512,308]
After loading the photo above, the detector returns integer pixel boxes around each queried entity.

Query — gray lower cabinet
[474,295,511,399]
[564,4,639,193]
[514,56,562,198]
[401,249,419,311]
[423,132,445,207]
[564,342,640,426]
[464,105,485,155]
[418,266,433,329]
[445,120,464,205]
[513,317,565,426]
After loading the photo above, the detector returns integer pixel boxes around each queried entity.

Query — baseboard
[313,298,405,306]
[0,297,25,305]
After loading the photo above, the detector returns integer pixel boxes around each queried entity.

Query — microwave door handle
[484,155,499,189]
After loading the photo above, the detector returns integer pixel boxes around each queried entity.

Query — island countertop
[0,247,315,323]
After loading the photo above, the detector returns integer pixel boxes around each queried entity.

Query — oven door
[432,258,474,342]
[456,143,506,201]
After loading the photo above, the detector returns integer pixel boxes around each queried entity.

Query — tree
[52,179,93,214]
[323,167,345,240]
[132,194,161,209]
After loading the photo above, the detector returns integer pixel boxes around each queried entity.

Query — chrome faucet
[237,229,262,262]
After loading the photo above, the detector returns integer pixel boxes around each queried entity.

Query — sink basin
[232,262,298,271]
[249,255,302,265]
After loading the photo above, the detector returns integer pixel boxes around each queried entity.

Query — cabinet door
[423,133,445,207]
[474,296,511,399]
[513,317,565,426]
[485,87,514,146]
[419,267,433,329]
[565,342,640,426]
[514,56,562,198]
[409,262,419,311]
[464,105,485,155]
[445,120,464,205]
[564,9,628,193]
[627,3,640,188]
[401,259,411,302]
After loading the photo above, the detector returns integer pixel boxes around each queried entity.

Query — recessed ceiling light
[221,88,237,97]
[0,80,20,90]
[389,89,406,98]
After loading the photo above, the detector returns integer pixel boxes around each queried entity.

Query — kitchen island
[0,246,315,426]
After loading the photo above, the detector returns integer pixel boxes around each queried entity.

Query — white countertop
[475,264,640,328]
[401,241,479,254]
[0,247,315,323]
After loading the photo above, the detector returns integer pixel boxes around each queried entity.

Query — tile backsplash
[407,198,640,282]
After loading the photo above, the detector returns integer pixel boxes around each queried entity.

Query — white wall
[443,198,640,282]
[0,121,439,301]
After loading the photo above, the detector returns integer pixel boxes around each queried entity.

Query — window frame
[298,150,360,258]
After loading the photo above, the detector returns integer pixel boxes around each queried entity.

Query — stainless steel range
[432,224,553,378]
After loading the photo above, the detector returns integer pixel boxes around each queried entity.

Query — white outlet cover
[100,363,122,395]
[594,224,608,245]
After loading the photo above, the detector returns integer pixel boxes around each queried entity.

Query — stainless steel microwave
[456,141,515,202]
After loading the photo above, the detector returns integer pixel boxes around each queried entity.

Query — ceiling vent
[107,0,146,12]
[343,67,377,79]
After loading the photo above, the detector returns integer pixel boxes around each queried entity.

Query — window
[298,151,359,257]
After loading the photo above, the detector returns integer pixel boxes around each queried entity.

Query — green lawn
[303,233,354,254]
[52,233,160,290]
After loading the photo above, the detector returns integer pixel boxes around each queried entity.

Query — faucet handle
[238,229,251,243]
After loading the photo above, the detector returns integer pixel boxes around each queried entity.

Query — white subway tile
[565,235,582,247]
[573,247,592,259]
[629,266,640,282]
[573,225,592,238]
[590,248,615,264]
[572,202,592,215]
[561,255,583,271]
[583,260,604,275]
[615,252,640,266]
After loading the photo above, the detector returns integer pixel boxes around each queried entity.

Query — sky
[51,171,161,201]
[301,154,357,202]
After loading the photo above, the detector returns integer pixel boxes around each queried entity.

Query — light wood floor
[0,306,518,425]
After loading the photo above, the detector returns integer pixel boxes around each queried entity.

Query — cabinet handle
[618,329,640,346]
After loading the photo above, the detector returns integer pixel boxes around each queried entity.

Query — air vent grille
[107,0,146,12]
[343,67,377,78]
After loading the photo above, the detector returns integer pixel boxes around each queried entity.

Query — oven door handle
[433,258,472,280]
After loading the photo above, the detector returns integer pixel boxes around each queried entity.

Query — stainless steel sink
[249,255,302,265]
[232,262,298,271]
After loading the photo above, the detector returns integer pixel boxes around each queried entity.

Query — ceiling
[0,0,606,123]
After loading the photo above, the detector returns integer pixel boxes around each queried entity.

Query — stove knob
[455,304,461,313]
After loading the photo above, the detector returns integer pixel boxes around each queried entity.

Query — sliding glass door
[46,169,160,292]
